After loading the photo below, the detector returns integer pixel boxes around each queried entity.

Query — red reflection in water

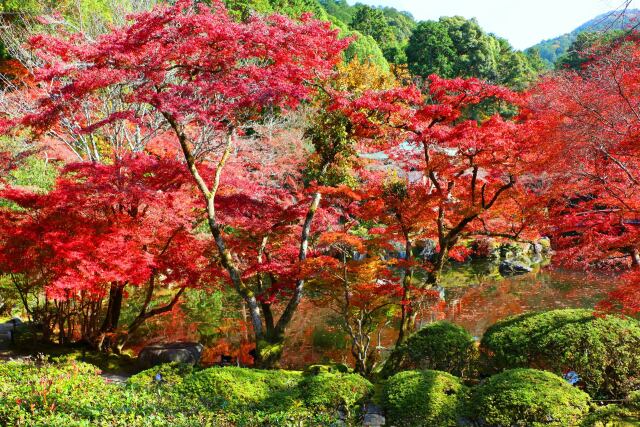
[280,269,618,368]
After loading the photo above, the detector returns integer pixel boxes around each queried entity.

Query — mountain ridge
[527,8,640,67]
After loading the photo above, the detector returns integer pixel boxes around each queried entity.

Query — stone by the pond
[499,260,533,277]
[138,342,204,368]
[363,403,385,426]
[363,413,385,426]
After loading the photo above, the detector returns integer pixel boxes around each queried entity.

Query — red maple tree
[2,0,349,366]
[340,76,539,342]
[0,154,211,350]
[528,34,640,314]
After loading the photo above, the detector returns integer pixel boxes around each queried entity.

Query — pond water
[424,263,617,338]
[281,261,620,368]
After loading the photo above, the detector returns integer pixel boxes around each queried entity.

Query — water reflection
[281,264,619,368]
[419,267,616,337]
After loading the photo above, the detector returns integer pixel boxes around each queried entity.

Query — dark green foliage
[381,321,478,378]
[377,6,415,44]
[318,0,415,63]
[350,5,400,63]
[303,363,351,375]
[311,326,349,350]
[406,16,544,88]
[556,31,625,70]
[406,20,456,78]
[382,370,469,427]
[127,362,194,389]
[630,390,640,410]
[318,0,355,24]
[351,6,393,44]
[481,309,640,398]
[470,369,591,426]
[580,403,640,427]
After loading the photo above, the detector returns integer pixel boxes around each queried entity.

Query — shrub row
[383,368,592,427]
[381,309,640,399]
[480,308,640,398]
[0,360,373,426]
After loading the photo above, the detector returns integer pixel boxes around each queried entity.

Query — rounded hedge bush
[300,372,373,419]
[179,366,371,423]
[179,367,302,411]
[480,309,640,398]
[382,370,469,427]
[0,361,374,426]
[381,321,477,378]
[470,369,591,426]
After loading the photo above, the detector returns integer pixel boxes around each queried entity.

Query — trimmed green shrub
[470,369,591,426]
[180,367,372,424]
[300,372,373,418]
[383,370,469,427]
[179,367,303,412]
[127,362,194,389]
[629,390,640,410]
[481,309,640,398]
[580,403,640,427]
[381,321,477,378]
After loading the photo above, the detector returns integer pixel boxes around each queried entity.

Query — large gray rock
[363,404,385,426]
[363,413,385,426]
[0,318,21,333]
[138,342,204,369]
[499,260,533,277]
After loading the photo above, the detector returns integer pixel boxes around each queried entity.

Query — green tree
[406,20,456,78]
[350,5,400,63]
[224,0,273,20]
[268,0,328,19]
[440,16,498,79]
[406,16,542,89]
[318,0,354,24]
[556,30,625,70]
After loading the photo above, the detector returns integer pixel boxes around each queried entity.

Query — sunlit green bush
[0,360,372,426]
[381,321,478,378]
[481,309,640,398]
[382,369,469,427]
[469,368,591,426]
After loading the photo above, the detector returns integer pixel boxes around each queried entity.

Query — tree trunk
[396,280,412,346]
[396,231,414,346]
[630,247,640,269]
[96,282,125,352]
[254,328,286,369]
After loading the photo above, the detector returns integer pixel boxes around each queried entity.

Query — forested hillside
[527,8,640,67]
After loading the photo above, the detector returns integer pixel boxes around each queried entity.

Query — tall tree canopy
[338,75,539,342]
[406,17,544,89]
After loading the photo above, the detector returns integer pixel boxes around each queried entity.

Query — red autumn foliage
[528,34,640,314]
[338,75,540,342]
[1,0,349,365]
[0,153,213,347]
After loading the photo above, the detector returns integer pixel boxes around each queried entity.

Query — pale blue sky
[348,0,638,49]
